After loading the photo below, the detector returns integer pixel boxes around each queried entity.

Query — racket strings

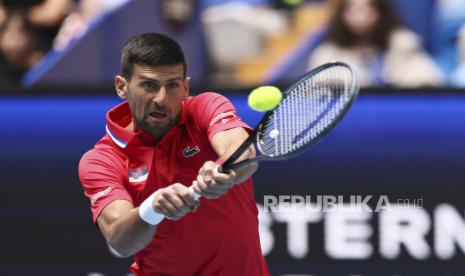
[259,64,356,157]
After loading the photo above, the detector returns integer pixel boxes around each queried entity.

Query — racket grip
[219,158,258,173]
[189,186,201,200]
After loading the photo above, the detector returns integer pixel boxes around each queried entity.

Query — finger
[165,211,182,221]
[166,193,192,214]
[153,191,172,216]
[154,198,178,218]
[196,174,214,192]
[201,161,216,183]
[215,179,234,189]
[168,185,196,211]
[213,167,237,184]
[158,192,189,217]
[178,187,199,207]
[198,171,234,195]
[191,200,201,212]
[192,180,202,194]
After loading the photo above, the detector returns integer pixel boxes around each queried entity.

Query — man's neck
[126,121,136,132]
[127,120,164,140]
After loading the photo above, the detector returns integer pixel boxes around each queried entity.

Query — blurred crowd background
[1,0,465,91]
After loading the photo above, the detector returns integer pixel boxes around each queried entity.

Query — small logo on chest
[183,146,200,157]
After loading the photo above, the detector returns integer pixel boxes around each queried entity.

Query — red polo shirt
[78,92,269,276]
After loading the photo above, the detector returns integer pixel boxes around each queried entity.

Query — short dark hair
[326,0,403,50]
[121,33,187,79]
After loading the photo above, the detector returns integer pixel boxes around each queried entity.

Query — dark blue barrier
[1,91,464,275]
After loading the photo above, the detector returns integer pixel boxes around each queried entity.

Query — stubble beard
[138,113,180,140]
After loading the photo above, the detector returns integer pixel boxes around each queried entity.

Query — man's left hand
[192,161,237,199]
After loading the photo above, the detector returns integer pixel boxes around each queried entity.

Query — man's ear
[115,75,128,99]
[183,76,190,99]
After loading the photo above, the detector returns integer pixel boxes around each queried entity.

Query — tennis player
[78,33,270,275]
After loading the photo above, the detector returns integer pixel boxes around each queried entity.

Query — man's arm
[193,127,257,199]
[96,184,198,257]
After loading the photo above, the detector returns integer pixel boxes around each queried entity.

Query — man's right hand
[153,183,200,220]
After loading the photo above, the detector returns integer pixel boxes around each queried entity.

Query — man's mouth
[149,111,167,119]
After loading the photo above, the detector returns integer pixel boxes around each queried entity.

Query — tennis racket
[190,61,359,198]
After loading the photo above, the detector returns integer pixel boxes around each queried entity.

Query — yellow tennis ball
[248,86,282,112]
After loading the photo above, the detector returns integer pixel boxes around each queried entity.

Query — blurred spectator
[308,0,443,88]
[0,5,6,25]
[53,0,130,51]
[27,0,72,28]
[0,10,47,86]
[2,0,72,52]
[430,0,465,79]
[201,0,287,76]
[160,0,195,24]
[0,0,72,87]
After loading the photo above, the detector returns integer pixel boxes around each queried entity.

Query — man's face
[117,63,189,139]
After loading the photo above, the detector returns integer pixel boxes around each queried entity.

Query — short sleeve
[190,92,252,141]
[78,149,133,223]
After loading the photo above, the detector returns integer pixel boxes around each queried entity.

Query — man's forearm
[104,208,157,257]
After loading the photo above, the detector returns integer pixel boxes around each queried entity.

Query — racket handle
[189,186,201,200]
[219,157,259,173]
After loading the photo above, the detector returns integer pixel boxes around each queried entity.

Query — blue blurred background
[1,0,464,89]
[1,0,465,275]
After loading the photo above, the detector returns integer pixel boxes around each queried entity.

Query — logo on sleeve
[90,187,112,206]
[209,112,236,126]
[183,146,200,157]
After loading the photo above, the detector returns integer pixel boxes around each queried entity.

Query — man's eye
[143,82,157,90]
[167,82,180,89]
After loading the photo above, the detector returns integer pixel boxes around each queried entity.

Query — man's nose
[152,86,167,105]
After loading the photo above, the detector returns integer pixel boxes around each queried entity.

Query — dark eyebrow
[138,76,183,83]
[139,76,160,82]
[166,77,184,82]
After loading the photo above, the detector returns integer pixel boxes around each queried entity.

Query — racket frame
[220,61,359,173]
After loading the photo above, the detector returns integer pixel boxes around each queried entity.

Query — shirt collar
[105,100,188,148]
[106,101,136,148]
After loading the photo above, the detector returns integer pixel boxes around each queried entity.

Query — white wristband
[138,189,165,225]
